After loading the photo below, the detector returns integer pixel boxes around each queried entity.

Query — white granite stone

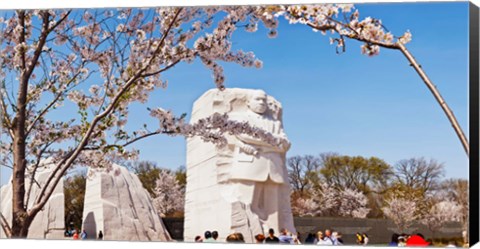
[0,158,65,239]
[82,164,171,241]
[184,88,296,243]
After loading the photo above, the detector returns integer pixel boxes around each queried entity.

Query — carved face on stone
[267,97,281,120]
[247,91,267,114]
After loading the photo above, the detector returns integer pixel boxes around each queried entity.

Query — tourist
[73,230,79,240]
[362,233,369,245]
[292,232,302,245]
[406,234,430,246]
[389,233,400,246]
[304,233,316,244]
[316,231,325,245]
[318,231,333,245]
[80,229,87,240]
[323,229,336,245]
[398,235,407,247]
[265,228,280,243]
[336,232,344,245]
[332,231,340,245]
[279,228,294,244]
[203,230,215,242]
[255,234,266,243]
[212,231,219,242]
[194,235,203,242]
[356,232,364,245]
[97,230,103,240]
[226,232,245,243]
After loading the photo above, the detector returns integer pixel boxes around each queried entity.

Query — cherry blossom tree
[292,197,319,217]
[293,183,370,218]
[421,201,461,238]
[382,197,418,233]
[0,4,467,238]
[152,169,184,217]
[0,7,287,238]
[339,188,370,218]
[437,179,469,241]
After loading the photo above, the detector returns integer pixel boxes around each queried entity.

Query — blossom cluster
[293,183,370,219]
[255,4,411,56]
[421,201,461,232]
[149,108,288,149]
[153,169,185,217]
[382,197,418,232]
[0,5,413,182]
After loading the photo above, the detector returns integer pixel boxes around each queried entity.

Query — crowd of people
[64,228,103,240]
[193,228,461,247]
[387,233,461,247]
[193,228,348,245]
[63,226,460,246]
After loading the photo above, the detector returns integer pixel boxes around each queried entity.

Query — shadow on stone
[83,211,97,240]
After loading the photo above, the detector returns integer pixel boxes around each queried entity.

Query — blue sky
[0,2,471,185]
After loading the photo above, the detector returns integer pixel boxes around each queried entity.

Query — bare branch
[25,142,54,208]
[84,130,165,152]
[0,212,12,238]
[397,43,469,156]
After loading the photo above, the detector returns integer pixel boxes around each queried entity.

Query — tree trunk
[11,104,29,238]
[11,216,32,238]
[11,92,29,238]
[11,11,30,236]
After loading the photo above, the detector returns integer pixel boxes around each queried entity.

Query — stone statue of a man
[184,88,296,243]
[227,90,294,237]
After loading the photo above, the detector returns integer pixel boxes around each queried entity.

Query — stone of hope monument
[184,88,296,243]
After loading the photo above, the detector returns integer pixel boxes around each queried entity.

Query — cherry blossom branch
[47,10,71,33]
[26,62,87,136]
[304,12,468,155]
[9,11,51,228]
[17,11,27,71]
[397,43,469,156]
[30,8,185,215]
[306,22,400,50]
[140,59,182,78]
[24,12,51,83]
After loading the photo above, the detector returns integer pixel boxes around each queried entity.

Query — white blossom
[153,170,185,217]
[293,183,370,218]
[382,197,418,233]
[421,201,461,233]
[399,30,412,44]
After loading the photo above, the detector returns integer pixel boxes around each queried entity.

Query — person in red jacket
[406,234,430,247]
[72,230,79,240]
